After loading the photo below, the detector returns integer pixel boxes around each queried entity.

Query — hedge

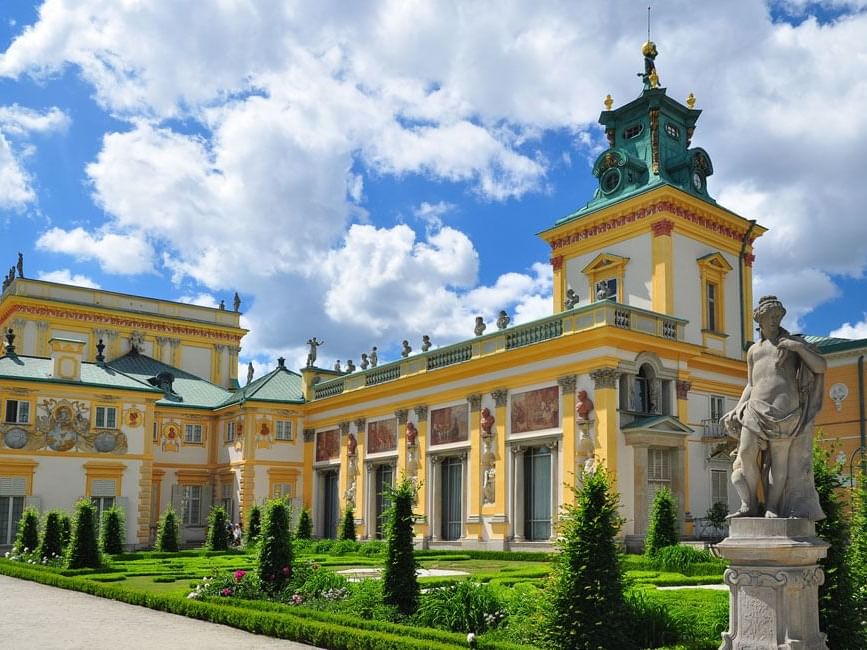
[0,560,524,649]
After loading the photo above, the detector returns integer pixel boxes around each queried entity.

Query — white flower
[187,592,198,599]
[4,551,9,558]
[467,632,476,645]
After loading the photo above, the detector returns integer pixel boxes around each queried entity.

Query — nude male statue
[722,295,826,520]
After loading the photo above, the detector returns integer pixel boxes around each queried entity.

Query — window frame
[182,484,203,526]
[697,253,733,336]
[582,253,630,304]
[183,423,204,445]
[275,420,292,441]
[4,399,30,424]
[94,405,118,429]
[710,468,728,507]
[225,421,235,443]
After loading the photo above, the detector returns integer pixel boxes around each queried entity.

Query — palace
[1,46,864,550]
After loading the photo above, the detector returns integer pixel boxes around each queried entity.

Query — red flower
[233,570,246,582]
[220,587,232,597]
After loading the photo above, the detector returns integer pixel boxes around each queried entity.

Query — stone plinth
[716,518,829,650]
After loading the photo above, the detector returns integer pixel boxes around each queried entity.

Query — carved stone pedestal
[716,518,829,650]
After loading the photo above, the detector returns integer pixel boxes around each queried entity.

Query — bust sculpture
[421,335,432,352]
[474,316,486,336]
[369,346,378,367]
[360,352,369,369]
[480,407,495,436]
[564,288,579,309]
[405,421,418,446]
[496,310,510,330]
[401,340,412,358]
[575,390,594,422]
[722,295,826,520]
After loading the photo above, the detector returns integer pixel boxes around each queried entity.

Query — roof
[219,365,304,407]
[806,335,867,355]
[107,352,231,408]
[0,354,159,393]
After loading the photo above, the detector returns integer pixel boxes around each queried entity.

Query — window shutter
[91,479,116,497]
[0,477,26,496]
[24,496,41,511]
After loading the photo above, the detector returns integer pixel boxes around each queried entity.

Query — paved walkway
[0,575,320,649]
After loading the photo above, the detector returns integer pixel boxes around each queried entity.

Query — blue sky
[1,1,867,375]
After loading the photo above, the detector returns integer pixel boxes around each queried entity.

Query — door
[524,446,552,541]
[441,456,463,541]
[322,470,339,539]
[374,464,393,539]
[0,496,25,546]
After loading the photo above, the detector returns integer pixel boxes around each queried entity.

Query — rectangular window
[275,420,292,441]
[596,277,617,302]
[710,396,725,423]
[5,400,30,424]
[0,495,25,546]
[706,281,718,331]
[152,422,158,443]
[184,424,203,444]
[182,485,202,525]
[711,469,728,507]
[95,406,117,429]
[272,483,293,499]
[91,496,115,525]
[225,421,235,442]
[221,483,233,521]
[647,448,674,519]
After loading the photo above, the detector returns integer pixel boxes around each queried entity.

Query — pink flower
[291,593,303,605]
[220,588,233,597]
[233,570,246,582]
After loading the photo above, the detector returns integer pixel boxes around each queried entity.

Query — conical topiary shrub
[59,512,71,549]
[339,505,357,541]
[13,507,40,555]
[38,510,65,560]
[66,499,101,569]
[100,505,125,554]
[155,506,180,552]
[644,486,679,557]
[382,478,418,615]
[246,504,261,545]
[295,507,312,540]
[257,499,293,593]
[206,505,230,551]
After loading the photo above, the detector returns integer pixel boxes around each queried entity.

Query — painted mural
[316,428,340,462]
[511,386,560,433]
[430,404,469,446]
[367,418,397,454]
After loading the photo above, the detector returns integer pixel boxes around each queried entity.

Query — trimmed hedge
[0,560,524,649]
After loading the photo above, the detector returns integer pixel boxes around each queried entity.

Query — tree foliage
[813,442,862,649]
[59,512,71,548]
[382,478,418,616]
[339,505,357,541]
[100,505,125,554]
[645,486,679,557]
[544,468,636,650]
[155,506,180,552]
[295,507,312,540]
[246,504,262,545]
[850,469,867,642]
[38,510,65,560]
[257,499,294,593]
[66,499,101,569]
[205,505,230,551]
[13,507,40,554]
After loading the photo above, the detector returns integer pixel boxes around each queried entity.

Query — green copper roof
[219,364,304,407]
[805,335,867,355]
[0,354,159,393]
[108,352,231,408]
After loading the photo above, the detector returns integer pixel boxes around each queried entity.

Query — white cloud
[413,201,454,229]
[36,268,101,288]
[830,315,867,339]
[0,104,69,135]
[0,132,33,209]
[36,227,154,275]
[176,292,219,309]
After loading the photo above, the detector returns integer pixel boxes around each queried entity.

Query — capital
[303,428,315,443]
[394,409,408,424]
[557,375,577,391]
[413,404,428,419]
[590,367,620,389]
[490,389,508,407]
[467,394,482,410]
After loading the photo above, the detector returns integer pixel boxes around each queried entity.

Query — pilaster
[557,375,577,504]
[413,405,428,538]
[590,367,620,487]
[466,394,482,527]
[651,219,675,314]
[302,428,315,508]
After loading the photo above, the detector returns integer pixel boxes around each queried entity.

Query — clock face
[601,168,621,194]
[692,172,703,191]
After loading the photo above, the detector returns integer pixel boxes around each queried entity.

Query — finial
[96,339,106,364]
[603,94,613,111]
[686,92,696,109]
[4,328,15,355]
[639,40,660,90]
[277,356,285,369]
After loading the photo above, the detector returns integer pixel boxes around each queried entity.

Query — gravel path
[0,575,321,649]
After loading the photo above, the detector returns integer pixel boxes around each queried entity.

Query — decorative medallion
[125,407,143,427]
[94,431,119,453]
[3,427,28,449]
[37,399,90,452]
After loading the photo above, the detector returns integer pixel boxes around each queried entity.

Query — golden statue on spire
[641,40,660,89]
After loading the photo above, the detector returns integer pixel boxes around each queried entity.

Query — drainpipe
[859,355,866,475]
[739,220,758,353]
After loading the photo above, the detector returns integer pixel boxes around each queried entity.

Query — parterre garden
[2,448,865,650]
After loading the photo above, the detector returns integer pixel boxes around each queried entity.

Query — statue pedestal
[716,518,829,650]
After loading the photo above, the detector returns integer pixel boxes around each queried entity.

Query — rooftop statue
[421,335,431,352]
[496,310,510,330]
[233,291,241,312]
[722,296,826,521]
[401,340,411,358]
[16,252,23,278]
[360,352,369,370]
[346,359,356,372]
[369,346,378,367]
[305,337,324,367]
[564,288,579,310]
[474,316,486,336]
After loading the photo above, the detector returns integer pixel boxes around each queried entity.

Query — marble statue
[483,466,496,504]
[334,360,342,372]
[16,253,23,278]
[595,281,611,301]
[219,299,225,310]
[360,353,369,370]
[496,310,510,330]
[722,295,826,520]
[369,346,378,367]
[305,337,324,367]
[421,335,431,352]
[346,359,356,372]
[246,362,254,385]
[474,316,486,336]
[575,390,594,422]
[565,288,579,309]
[401,340,411,358]
[233,292,241,312]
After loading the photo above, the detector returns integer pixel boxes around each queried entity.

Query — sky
[1,0,867,378]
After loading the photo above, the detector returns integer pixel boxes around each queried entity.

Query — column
[365,462,376,539]
[512,446,526,542]
[460,450,468,540]
[676,379,692,527]
[633,445,649,535]
[302,429,315,509]
[429,455,442,541]
[557,375,576,504]
[743,251,756,354]
[212,344,226,385]
[551,255,565,312]
[413,405,428,538]
[547,440,559,540]
[466,394,482,530]
[590,367,621,489]
[490,390,508,512]
[651,219,675,314]
[228,345,241,386]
